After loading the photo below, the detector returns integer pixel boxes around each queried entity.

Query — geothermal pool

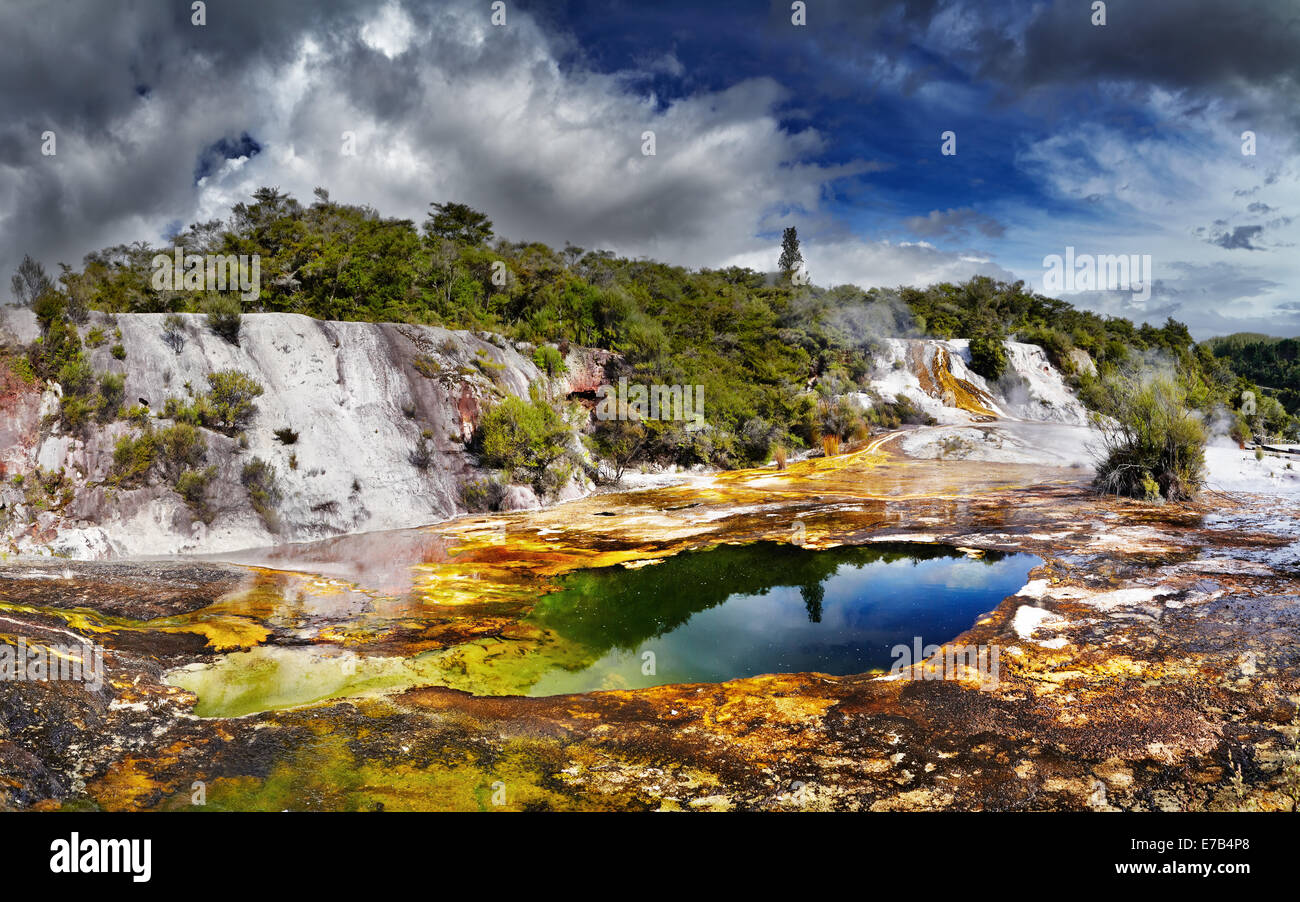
[167,541,1041,715]
[522,542,1041,694]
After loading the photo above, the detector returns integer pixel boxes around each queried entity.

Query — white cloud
[359,1,417,59]
[1000,91,1300,335]
[5,0,1294,342]
[722,237,1018,290]
[1,0,886,286]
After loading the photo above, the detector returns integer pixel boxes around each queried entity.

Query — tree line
[8,187,1296,488]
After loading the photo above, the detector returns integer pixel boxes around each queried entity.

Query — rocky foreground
[1,439,1297,811]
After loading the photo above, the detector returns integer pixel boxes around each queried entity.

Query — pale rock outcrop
[1067,347,1098,378]
[857,338,1089,426]
[2,312,607,558]
[0,305,40,346]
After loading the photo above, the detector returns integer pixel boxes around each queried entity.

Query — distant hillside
[1202,332,1288,352]
[1204,333,1300,415]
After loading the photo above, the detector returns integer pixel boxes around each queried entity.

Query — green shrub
[273,427,299,445]
[98,372,125,421]
[109,422,208,489]
[121,404,150,427]
[737,417,783,463]
[4,353,37,386]
[412,354,441,378]
[460,476,507,512]
[1093,372,1206,502]
[206,369,263,433]
[865,403,900,430]
[56,357,96,398]
[817,397,864,442]
[891,394,934,426]
[590,415,648,483]
[110,343,126,360]
[532,345,567,377]
[1247,392,1291,442]
[1075,370,1109,412]
[162,314,186,354]
[859,393,935,431]
[473,354,507,386]
[156,423,207,481]
[57,397,94,434]
[967,335,1008,381]
[478,393,569,485]
[85,327,106,348]
[1019,326,1074,372]
[1228,412,1251,447]
[29,286,62,327]
[205,295,242,345]
[111,432,158,487]
[55,358,122,433]
[162,394,213,426]
[240,458,282,532]
[20,467,68,514]
[175,466,217,523]
[30,314,81,382]
[535,455,574,495]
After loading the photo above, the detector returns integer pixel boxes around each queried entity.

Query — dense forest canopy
[12,187,1298,470]
[1204,333,1300,417]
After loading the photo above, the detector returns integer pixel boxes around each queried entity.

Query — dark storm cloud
[903,207,1005,240]
[0,0,584,275]
[194,132,262,182]
[0,0,373,136]
[0,0,874,288]
[791,0,1300,149]
[1,0,1297,331]
[0,0,383,277]
[1011,0,1300,91]
[789,1,1298,94]
[974,0,1300,135]
[1212,225,1266,250]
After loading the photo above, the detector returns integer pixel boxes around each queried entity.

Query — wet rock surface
[1,441,1298,811]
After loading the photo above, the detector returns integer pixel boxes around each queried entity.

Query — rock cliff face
[861,338,1091,426]
[0,311,604,558]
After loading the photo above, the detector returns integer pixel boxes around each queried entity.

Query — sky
[1,0,1297,339]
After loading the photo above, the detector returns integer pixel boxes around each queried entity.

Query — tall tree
[11,254,52,306]
[778,226,803,276]
[424,202,494,246]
